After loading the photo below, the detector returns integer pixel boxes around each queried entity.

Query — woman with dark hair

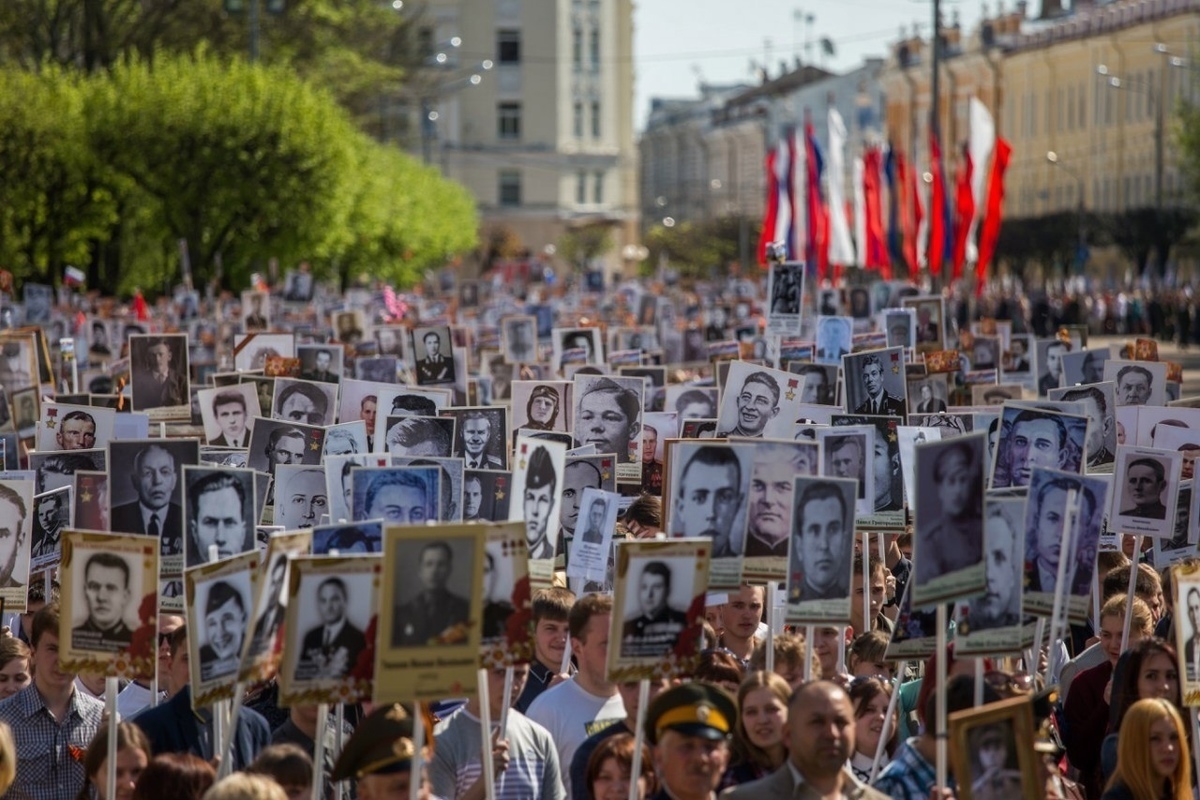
[585,732,656,800]
[78,722,153,800]
[131,753,216,800]
[849,677,897,782]
[1100,638,1182,783]
[720,671,789,789]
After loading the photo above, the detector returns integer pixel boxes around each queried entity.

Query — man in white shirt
[526,594,624,799]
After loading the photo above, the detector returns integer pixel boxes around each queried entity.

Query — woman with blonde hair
[719,671,790,789]
[1102,698,1191,800]
[0,722,15,795]
[201,773,288,800]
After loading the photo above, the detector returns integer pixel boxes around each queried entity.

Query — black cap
[643,683,737,746]
[331,703,427,781]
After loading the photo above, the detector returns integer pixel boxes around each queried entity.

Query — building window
[497,29,521,64]
[591,100,601,137]
[576,171,587,204]
[498,102,521,140]
[593,171,604,204]
[499,170,522,206]
[417,27,434,59]
[573,28,582,68]
[589,28,600,71]
[574,102,584,138]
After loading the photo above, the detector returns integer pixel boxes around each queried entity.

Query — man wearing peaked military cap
[332,703,438,800]
[644,683,736,800]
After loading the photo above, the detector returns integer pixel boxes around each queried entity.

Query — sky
[631,0,1041,131]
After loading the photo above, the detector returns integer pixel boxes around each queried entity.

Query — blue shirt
[873,738,938,800]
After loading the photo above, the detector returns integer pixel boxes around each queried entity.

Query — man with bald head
[723,681,889,799]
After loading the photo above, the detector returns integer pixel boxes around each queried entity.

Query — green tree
[643,215,758,280]
[86,51,361,290]
[557,223,614,272]
[0,68,116,283]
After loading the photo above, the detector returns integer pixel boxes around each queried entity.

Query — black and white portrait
[566,487,619,582]
[246,420,325,497]
[182,467,256,568]
[351,466,440,525]
[502,316,538,365]
[989,406,1087,491]
[37,404,115,454]
[109,440,199,570]
[573,375,645,471]
[463,470,512,523]
[293,571,371,681]
[1104,360,1168,408]
[766,262,804,336]
[445,407,507,470]
[271,379,337,428]
[907,375,949,415]
[971,384,1023,407]
[411,325,456,386]
[911,434,986,606]
[333,310,365,345]
[297,345,342,385]
[717,362,806,440]
[1061,347,1110,387]
[193,573,252,685]
[389,537,477,647]
[373,325,404,357]
[962,496,1025,635]
[391,456,463,523]
[786,476,856,614]
[509,436,567,560]
[843,348,907,419]
[128,334,190,413]
[382,415,455,458]
[1111,447,1181,538]
[323,422,368,459]
[0,480,33,607]
[312,520,382,555]
[617,556,693,660]
[902,296,945,355]
[29,486,69,572]
[1035,338,1069,397]
[817,427,875,515]
[511,380,571,435]
[667,442,753,559]
[1050,382,1118,470]
[233,333,296,372]
[197,384,258,448]
[271,465,329,531]
[742,440,820,570]
[0,336,37,396]
[815,316,852,365]
[69,550,140,653]
[881,309,916,351]
[355,356,397,384]
[241,291,270,332]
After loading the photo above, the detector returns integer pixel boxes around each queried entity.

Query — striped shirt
[431,707,564,800]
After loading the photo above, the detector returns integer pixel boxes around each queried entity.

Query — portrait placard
[552,327,603,373]
[197,384,258,448]
[323,421,368,460]
[608,538,710,682]
[565,488,620,581]
[245,419,325,503]
[572,374,645,483]
[238,530,312,684]
[323,454,388,526]
[831,415,904,529]
[911,433,987,607]
[956,495,1028,657]
[841,347,907,419]
[107,439,199,583]
[716,361,809,440]
[351,466,441,525]
[988,406,1088,491]
[185,550,260,710]
[267,464,328,532]
[73,471,108,533]
[30,486,71,573]
[312,520,382,555]
[501,315,538,365]
[509,434,567,562]
[511,381,572,436]
[814,316,852,365]
[128,334,191,419]
[948,696,1041,800]
[444,406,508,470]
[901,296,946,355]
[391,456,464,522]
[375,524,485,702]
[296,344,342,385]
[1061,347,1110,387]
[278,553,379,706]
[480,522,532,666]
[739,439,821,583]
[1049,382,1118,472]
[241,290,270,332]
[270,378,338,428]
[1104,359,1168,408]
[884,582,943,660]
[411,325,457,386]
[766,261,805,337]
[1153,472,1200,569]
[1173,560,1200,704]
[182,466,257,568]
[233,333,296,372]
[1110,445,1181,538]
[785,475,856,624]
[0,333,40,396]
[59,530,158,678]
[463,470,513,523]
[36,403,115,453]
[665,440,753,589]
[815,426,875,516]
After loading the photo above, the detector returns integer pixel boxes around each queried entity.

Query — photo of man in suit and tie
[850,351,906,418]
[454,410,505,469]
[391,541,471,647]
[110,443,184,557]
[296,576,366,680]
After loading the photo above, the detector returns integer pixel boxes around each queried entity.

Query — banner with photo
[608,538,710,682]
[278,553,379,707]
[785,475,856,625]
[480,522,532,667]
[375,523,486,702]
[59,530,159,679]
[184,550,260,710]
[956,496,1028,657]
[239,530,313,684]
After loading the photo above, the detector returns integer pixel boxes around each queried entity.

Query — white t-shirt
[526,677,624,799]
[116,682,164,721]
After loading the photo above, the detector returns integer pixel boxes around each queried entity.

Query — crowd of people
[0,265,1190,800]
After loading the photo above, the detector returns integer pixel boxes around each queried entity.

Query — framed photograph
[108,439,200,579]
[241,291,270,332]
[785,475,856,624]
[375,524,485,702]
[196,384,257,449]
[29,486,71,573]
[411,325,456,386]
[323,421,368,459]
[128,334,191,418]
[233,333,296,372]
[957,495,1027,657]
[901,296,945,355]
[0,333,39,395]
[912,434,987,606]
[552,327,603,373]
[1172,560,1200,703]
[664,440,753,588]
[463,470,512,523]
[332,310,366,345]
[59,530,158,678]
[814,316,852,365]
[238,531,312,683]
[908,374,950,415]
[185,550,260,709]
[608,538,710,682]
[948,696,1040,800]
[443,407,507,470]
[245,419,326,498]
[846,285,873,320]
[278,553,378,706]
[766,261,805,337]
[573,374,645,484]
[1061,347,1109,387]
[1002,334,1033,378]
[297,345,342,385]
[989,406,1088,491]
[1104,359,1168,407]
[181,466,257,568]
[716,362,809,441]
[351,465,441,525]
[740,440,821,583]
[1110,445,1182,538]
[270,378,337,428]
[565,487,620,582]
[816,426,875,516]
[370,386,452,449]
[511,381,571,436]
[881,309,917,351]
[509,435,568,561]
[36,404,115,454]
[969,336,1001,372]
[11,386,38,439]
[841,348,907,419]
[1022,468,1109,618]
[502,315,538,365]
[355,356,398,384]
[480,521,533,664]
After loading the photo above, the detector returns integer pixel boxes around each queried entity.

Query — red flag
[804,118,826,280]
[927,130,946,276]
[757,147,779,266]
[952,145,975,281]
[976,138,1012,297]
[862,148,889,277]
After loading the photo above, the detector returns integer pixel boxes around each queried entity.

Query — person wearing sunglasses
[115,613,184,719]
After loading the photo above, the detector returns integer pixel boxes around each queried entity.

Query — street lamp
[1047,151,1086,273]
